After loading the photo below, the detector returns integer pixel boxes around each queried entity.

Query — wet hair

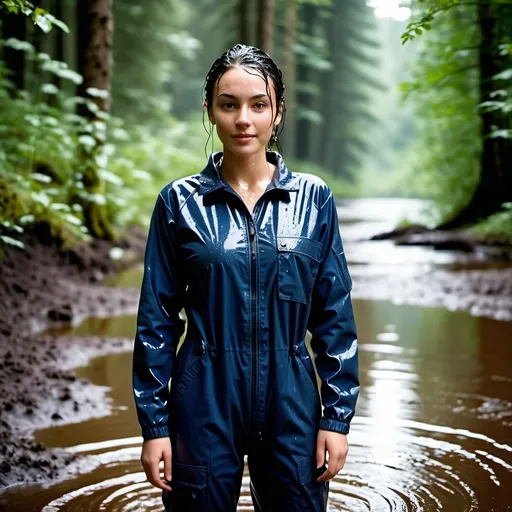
[202,44,286,155]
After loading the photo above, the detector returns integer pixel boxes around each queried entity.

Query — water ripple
[2,416,498,511]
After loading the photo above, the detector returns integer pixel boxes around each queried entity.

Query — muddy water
[2,198,512,511]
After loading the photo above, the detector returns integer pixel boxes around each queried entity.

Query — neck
[219,148,273,187]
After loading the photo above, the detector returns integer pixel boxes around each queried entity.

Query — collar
[197,151,300,196]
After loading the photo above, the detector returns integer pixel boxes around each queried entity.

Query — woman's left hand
[315,429,349,482]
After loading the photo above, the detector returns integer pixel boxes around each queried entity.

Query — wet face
[208,66,283,157]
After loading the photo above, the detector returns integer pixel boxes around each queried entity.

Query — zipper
[248,219,259,434]
[219,183,266,438]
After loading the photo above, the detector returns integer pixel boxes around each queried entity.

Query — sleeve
[132,191,186,440]
[307,190,359,435]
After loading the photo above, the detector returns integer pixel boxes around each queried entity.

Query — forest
[1,0,510,252]
[0,1,512,510]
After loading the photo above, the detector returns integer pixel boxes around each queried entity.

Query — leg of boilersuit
[166,348,248,511]
[247,435,328,512]
[163,441,244,512]
[247,350,329,511]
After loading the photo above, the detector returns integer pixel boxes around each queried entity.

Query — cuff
[319,417,350,434]
[142,425,170,440]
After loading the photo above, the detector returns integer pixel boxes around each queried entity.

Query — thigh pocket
[297,457,329,511]
[167,462,208,510]
[277,236,323,304]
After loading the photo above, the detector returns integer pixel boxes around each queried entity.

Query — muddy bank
[371,224,512,261]
[358,225,512,321]
[0,227,144,488]
[351,266,512,321]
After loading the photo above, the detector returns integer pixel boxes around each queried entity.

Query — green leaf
[58,68,83,85]
[494,69,512,81]
[489,129,512,139]
[0,236,25,249]
[31,172,52,183]
[24,114,40,127]
[78,134,97,149]
[34,11,51,33]
[99,169,124,186]
[85,100,99,114]
[86,87,110,99]
[45,13,70,33]
[31,191,50,207]
[41,83,59,95]
[4,38,35,53]
[61,214,82,226]
[90,193,106,205]
[133,169,152,181]
[18,214,35,225]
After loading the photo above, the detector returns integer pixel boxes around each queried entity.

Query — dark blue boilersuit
[132,151,359,511]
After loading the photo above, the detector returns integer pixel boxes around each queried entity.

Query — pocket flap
[297,456,316,485]
[172,462,207,489]
[277,236,323,262]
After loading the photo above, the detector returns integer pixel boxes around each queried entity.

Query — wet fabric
[133,151,359,511]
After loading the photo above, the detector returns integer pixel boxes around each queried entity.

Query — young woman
[132,44,359,512]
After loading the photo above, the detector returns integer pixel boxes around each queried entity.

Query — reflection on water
[2,299,511,511]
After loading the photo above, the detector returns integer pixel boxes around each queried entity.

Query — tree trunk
[75,0,115,241]
[1,10,26,92]
[280,0,297,157]
[318,9,336,168]
[52,0,64,93]
[239,0,249,45]
[295,3,315,160]
[439,1,512,230]
[258,0,275,55]
[77,0,113,112]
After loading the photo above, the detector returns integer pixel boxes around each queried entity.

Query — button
[293,344,299,354]
[191,492,197,499]
[280,241,287,247]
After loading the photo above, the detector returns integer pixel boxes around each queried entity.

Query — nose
[235,106,251,128]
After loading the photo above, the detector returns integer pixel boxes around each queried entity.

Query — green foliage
[399,1,483,220]
[400,0,512,226]
[106,115,206,228]
[0,49,93,248]
[0,39,205,249]
[111,0,199,125]
[471,203,512,240]
[1,0,69,33]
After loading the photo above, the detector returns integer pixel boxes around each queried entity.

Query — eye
[254,102,268,109]
[222,102,236,109]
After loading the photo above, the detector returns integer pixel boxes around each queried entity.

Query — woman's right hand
[141,437,173,491]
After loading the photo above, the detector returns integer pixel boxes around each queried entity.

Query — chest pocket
[277,236,323,304]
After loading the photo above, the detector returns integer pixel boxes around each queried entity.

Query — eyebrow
[217,93,269,100]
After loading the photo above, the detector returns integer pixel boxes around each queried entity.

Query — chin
[223,141,266,157]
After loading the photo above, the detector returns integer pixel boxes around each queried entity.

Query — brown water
[1,198,511,511]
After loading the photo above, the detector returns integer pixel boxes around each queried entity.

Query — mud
[357,225,512,321]
[0,227,144,487]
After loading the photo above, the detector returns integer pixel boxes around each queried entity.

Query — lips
[233,134,256,139]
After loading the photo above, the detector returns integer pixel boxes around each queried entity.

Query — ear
[203,100,216,125]
[274,100,284,127]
